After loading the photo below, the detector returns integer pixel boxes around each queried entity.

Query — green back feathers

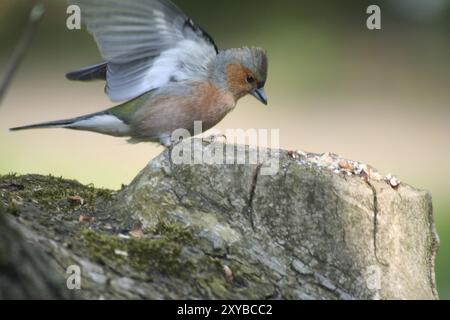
[107,92,153,123]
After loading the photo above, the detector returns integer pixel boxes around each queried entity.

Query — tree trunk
[0,140,439,300]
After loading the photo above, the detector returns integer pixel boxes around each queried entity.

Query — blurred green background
[1,0,449,298]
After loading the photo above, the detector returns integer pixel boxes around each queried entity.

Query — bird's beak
[251,88,268,106]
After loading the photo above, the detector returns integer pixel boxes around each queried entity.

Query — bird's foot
[163,137,186,171]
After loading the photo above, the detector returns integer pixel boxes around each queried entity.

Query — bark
[0,140,440,300]
[0,208,75,299]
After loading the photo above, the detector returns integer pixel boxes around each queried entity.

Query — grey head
[210,47,268,105]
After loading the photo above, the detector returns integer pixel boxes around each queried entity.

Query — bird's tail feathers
[10,112,131,137]
[10,117,83,131]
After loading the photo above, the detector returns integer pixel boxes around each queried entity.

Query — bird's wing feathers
[70,0,218,102]
[66,62,107,81]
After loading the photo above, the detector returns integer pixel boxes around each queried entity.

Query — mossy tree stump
[0,140,439,300]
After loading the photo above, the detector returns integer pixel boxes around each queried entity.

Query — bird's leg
[160,135,186,171]
[168,144,174,170]
[160,135,175,169]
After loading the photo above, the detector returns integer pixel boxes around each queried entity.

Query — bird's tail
[10,117,80,131]
[10,112,130,137]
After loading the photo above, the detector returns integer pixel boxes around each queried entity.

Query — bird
[10,0,268,147]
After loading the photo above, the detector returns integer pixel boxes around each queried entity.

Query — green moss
[6,201,20,216]
[0,173,115,213]
[150,220,195,244]
[0,173,251,298]
[77,222,196,277]
[130,187,180,222]
[0,195,20,217]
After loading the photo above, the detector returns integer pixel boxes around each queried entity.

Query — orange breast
[130,81,236,139]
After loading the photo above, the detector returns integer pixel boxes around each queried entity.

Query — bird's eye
[246,75,255,84]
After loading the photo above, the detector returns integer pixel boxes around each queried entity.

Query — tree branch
[0,3,45,106]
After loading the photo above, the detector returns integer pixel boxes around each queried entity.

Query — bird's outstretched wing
[69,0,218,102]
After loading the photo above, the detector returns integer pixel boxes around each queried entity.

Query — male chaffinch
[11,0,269,147]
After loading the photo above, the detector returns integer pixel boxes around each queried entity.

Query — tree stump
[0,140,439,299]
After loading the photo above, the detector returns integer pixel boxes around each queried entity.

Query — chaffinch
[11,0,269,147]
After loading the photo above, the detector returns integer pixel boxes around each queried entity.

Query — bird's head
[211,47,268,105]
